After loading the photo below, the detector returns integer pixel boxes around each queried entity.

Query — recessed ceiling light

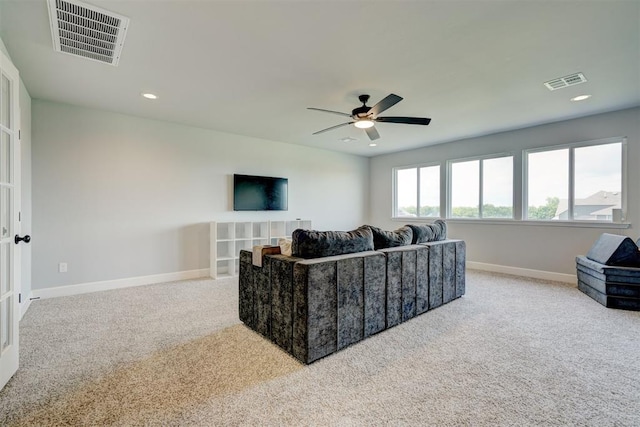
[571,94,591,102]
[142,93,158,100]
[340,137,357,143]
[369,143,377,147]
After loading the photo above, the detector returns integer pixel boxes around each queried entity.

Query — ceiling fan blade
[307,107,352,117]
[368,94,403,117]
[365,126,380,141]
[375,116,431,125]
[312,122,354,135]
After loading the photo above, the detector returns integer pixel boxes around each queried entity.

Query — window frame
[446,152,515,220]
[523,137,627,222]
[392,162,442,219]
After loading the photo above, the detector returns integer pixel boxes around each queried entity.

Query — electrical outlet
[58,262,68,273]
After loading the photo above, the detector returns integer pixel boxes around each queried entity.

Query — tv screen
[233,174,288,211]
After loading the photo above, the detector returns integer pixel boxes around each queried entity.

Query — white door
[0,50,22,390]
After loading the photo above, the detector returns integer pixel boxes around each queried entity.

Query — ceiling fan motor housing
[352,106,371,118]
[352,94,372,118]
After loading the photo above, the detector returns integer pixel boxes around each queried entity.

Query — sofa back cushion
[366,225,413,249]
[406,220,447,244]
[292,226,374,259]
[586,233,640,267]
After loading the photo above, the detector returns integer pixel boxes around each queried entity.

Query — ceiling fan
[308,94,431,141]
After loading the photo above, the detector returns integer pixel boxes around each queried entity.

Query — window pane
[0,186,8,239]
[483,156,513,218]
[451,160,479,218]
[527,149,568,220]
[1,131,10,184]
[396,168,417,217]
[419,165,440,217]
[0,244,8,296]
[1,74,10,128]
[574,143,622,221]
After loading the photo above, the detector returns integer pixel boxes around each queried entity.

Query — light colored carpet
[1,270,639,426]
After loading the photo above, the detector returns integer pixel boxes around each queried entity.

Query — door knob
[14,235,31,244]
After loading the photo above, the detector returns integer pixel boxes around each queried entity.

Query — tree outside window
[526,141,622,221]
[449,155,513,219]
[395,165,440,218]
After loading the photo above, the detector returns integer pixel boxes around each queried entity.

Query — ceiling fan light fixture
[571,94,591,102]
[354,119,374,129]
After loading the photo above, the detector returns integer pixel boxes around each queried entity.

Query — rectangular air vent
[47,0,129,66]
[544,73,587,91]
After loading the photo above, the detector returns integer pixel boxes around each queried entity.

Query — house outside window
[394,164,440,218]
[525,138,625,221]
[448,154,514,219]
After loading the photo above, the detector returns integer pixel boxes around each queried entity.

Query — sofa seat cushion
[292,226,374,259]
[406,219,447,244]
[367,225,413,249]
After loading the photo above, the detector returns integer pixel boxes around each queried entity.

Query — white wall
[32,100,370,290]
[370,107,640,276]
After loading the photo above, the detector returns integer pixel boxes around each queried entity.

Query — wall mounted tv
[233,174,288,211]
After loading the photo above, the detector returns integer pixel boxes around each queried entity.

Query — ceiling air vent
[544,73,587,91]
[47,0,129,66]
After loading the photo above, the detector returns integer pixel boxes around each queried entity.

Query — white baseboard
[20,295,33,319]
[467,261,576,284]
[28,262,575,301]
[31,268,212,300]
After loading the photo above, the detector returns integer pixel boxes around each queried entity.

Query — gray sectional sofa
[239,221,466,363]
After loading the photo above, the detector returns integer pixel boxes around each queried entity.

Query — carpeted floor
[1,270,639,426]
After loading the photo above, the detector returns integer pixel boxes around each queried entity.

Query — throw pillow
[278,238,292,256]
[406,219,447,244]
[291,226,374,259]
[366,225,413,249]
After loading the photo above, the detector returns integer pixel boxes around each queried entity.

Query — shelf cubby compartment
[270,237,282,246]
[253,221,269,239]
[299,220,312,230]
[252,238,269,247]
[216,222,235,241]
[286,220,312,236]
[270,221,286,240]
[216,240,235,260]
[235,222,253,240]
[235,239,253,253]
[216,259,235,278]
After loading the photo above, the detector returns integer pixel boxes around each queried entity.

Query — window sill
[392,217,631,229]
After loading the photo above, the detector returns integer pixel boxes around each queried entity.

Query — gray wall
[32,100,370,289]
[370,107,640,275]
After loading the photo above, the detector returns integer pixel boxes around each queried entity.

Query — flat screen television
[233,174,288,211]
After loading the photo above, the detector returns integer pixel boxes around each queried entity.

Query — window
[525,139,623,221]
[394,164,440,218]
[449,155,513,219]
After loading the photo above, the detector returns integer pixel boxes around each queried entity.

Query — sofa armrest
[417,239,466,303]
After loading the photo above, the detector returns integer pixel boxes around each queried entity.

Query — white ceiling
[1,0,639,157]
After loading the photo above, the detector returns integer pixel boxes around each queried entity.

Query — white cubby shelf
[210,220,311,279]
